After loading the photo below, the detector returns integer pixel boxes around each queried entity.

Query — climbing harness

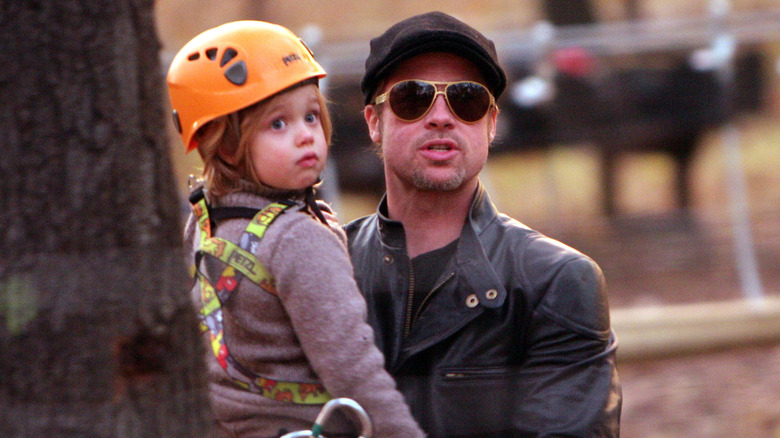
[190,188,332,404]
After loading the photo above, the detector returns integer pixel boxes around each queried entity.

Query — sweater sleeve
[268,215,425,438]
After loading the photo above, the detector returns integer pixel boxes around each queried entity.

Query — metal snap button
[383,255,393,265]
[485,289,498,300]
[466,294,479,308]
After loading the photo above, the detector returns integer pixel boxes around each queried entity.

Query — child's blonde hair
[196,85,332,196]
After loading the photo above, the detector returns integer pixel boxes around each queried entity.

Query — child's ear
[217,141,240,165]
[218,113,243,165]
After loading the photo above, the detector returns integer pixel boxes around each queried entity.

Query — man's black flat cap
[361,11,507,104]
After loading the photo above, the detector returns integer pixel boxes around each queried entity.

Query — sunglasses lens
[447,82,491,122]
[385,80,492,122]
[388,80,436,121]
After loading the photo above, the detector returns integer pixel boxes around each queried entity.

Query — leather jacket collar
[375,180,498,245]
[374,181,507,311]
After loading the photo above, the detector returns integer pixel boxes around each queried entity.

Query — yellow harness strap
[191,192,331,404]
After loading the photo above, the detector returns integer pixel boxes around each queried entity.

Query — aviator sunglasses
[374,79,496,123]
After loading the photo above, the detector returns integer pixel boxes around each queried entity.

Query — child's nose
[296,122,315,145]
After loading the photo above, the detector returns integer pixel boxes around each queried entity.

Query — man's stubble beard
[409,166,465,191]
[376,116,489,193]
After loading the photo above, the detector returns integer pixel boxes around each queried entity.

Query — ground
[619,344,780,437]
[566,209,780,437]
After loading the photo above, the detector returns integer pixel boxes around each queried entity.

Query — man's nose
[425,92,455,127]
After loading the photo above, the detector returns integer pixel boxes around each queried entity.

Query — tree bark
[0,0,213,435]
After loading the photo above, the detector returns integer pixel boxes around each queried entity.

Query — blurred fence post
[704,0,765,301]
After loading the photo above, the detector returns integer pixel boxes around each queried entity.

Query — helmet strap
[305,185,328,225]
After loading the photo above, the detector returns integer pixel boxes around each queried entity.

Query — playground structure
[154,2,780,434]
[309,0,780,361]
[156,0,780,361]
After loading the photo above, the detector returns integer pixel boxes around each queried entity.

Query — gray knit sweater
[184,184,424,438]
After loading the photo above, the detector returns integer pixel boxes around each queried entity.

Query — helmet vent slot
[205,48,218,61]
[224,60,248,86]
[221,48,238,67]
[187,52,200,61]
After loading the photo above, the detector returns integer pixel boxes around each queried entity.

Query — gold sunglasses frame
[373,79,496,124]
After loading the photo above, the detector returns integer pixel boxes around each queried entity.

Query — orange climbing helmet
[166,20,327,153]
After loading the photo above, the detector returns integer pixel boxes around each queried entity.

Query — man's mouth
[419,140,458,161]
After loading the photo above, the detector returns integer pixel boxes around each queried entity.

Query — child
[167,21,424,438]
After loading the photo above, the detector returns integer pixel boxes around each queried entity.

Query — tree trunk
[0,0,213,435]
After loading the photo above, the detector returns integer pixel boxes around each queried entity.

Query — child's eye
[271,119,286,130]
[304,112,319,124]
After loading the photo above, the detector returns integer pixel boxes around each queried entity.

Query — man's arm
[516,256,622,437]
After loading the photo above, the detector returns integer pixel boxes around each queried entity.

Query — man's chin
[410,172,464,192]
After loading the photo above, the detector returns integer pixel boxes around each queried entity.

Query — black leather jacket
[345,183,621,437]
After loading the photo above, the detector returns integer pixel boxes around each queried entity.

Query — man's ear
[487,107,498,144]
[364,105,382,144]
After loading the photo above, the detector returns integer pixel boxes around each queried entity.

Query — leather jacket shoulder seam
[533,257,611,340]
[537,302,611,340]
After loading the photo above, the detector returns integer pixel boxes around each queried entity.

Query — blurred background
[156,1,780,436]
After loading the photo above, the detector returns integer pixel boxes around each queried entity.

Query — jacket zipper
[403,259,415,339]
[411,271,455,326]
[404,267,455,339]
[442,367,513,380]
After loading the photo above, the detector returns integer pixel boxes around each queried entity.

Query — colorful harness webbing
[191,190,332,404]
